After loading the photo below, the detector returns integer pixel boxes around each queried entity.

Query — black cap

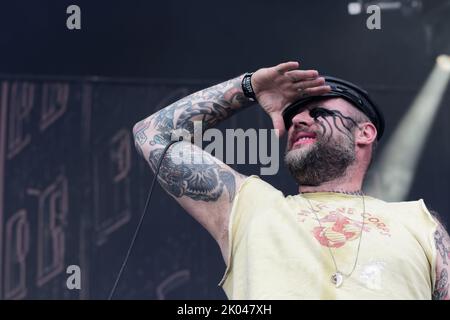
[282,76,385,140]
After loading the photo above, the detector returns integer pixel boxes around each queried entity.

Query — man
[133,61,450,299]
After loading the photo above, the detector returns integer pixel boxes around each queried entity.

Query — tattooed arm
[432,221,450,300]
[133,77,251,261]
[132,62,329,261]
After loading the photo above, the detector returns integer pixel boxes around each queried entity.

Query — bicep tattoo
[432,223,450,300]
[148,143,236,203]
[434,225,450,266]
[432,269,449,300]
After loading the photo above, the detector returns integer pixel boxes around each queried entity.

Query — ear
[355,122,377,146]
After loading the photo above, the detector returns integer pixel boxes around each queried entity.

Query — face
[284,97,360,186]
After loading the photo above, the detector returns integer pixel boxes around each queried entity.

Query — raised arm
[132,61,329,260]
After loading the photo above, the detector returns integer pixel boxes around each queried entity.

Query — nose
[291,109,315,129]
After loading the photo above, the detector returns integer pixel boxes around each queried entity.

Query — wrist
[241,72,257,102]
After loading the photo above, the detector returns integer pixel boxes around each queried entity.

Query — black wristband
[241,72,257,102]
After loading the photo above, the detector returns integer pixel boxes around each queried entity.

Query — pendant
[331,272,343,288]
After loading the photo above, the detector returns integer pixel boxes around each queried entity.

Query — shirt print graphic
[297,203,391,248]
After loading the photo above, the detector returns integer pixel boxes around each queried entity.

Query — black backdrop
[0,0,449,299]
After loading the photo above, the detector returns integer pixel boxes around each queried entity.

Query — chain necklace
[304,191,366,288]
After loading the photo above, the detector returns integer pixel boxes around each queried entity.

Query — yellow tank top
[219,176,438,299]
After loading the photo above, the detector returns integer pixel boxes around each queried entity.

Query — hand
[251,61,331,137]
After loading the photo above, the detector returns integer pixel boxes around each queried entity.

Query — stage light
[366,56,450,201]
[437,55,450,72]
[347,1,422,15]
[348,2,363,15]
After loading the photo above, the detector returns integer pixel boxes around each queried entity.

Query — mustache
[289,125,323,149]
[292,125,322,137]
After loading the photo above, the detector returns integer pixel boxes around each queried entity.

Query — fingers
[285,69,319,82]
[275,61,300,74]
[293,77,326,90]
[300,85,332,97]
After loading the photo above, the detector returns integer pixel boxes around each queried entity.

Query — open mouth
[291,132,317,148]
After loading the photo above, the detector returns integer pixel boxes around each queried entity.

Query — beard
[284,131,356,186]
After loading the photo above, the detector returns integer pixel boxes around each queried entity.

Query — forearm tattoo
[134,76,252,202]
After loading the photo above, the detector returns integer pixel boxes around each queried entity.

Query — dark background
[0,0,449,299]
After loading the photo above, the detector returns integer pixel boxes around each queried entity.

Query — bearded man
[133,61,449,300]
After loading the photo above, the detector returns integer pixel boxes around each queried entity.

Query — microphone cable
[108,137,183,300]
